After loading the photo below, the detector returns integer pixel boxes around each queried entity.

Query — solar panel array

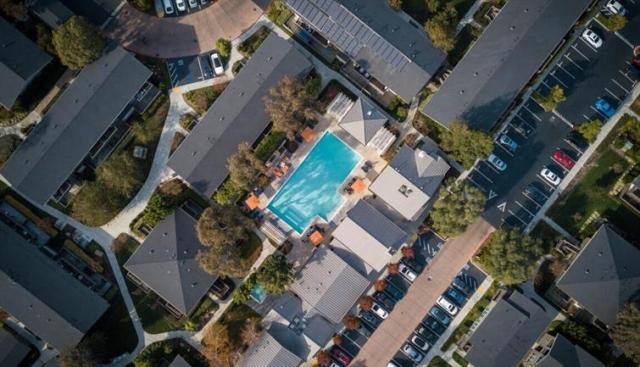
[287,0,409,70]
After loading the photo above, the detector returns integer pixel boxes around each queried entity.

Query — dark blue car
[445,287,467,307]
[594,97,615,118]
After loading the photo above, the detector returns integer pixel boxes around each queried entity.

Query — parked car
[175,0,187,11]
[360,311,381,328]
[387,362,400,367]
[552,149,575,170]
[565,131,589,152]
[399,263,417,282]
[401,257,424,273]
[512,119,534,137]
[499,133,519,152]
[452,275,471,295]
[162,0,174,14]
[373,292,395,310]
[445,287,467,307]
[330,347,352,366]
[410,335,430,352]
[422,315,446,335]
[402,343,424,363]
[594,97,615,118]
[329,362,342,367]
[429,306,452,326]
[372,302,389,319]
[357,323,372,337]
[200,0,209,4]
[415,325,439,344]
[605,0,627,15]
[487,153,507,171]
[211,277,235,300]
[188,0,198,8]
[523,183,548,205]
[210,52,225,75]
[383,282,405,300]
[437,296,459,316]
[582,28,603,49]
[541,167,562,186]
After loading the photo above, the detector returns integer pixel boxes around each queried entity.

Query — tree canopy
[534,85,566,112]
[264,76,317,140]
[227,143,266,191]
[424,5,457,52]
[440,121,494,169]
[254,254,293,295]
[387,0,402,10]
[577,119,603,143]
[52,16,105,70]
[430,180,486,237]
[477,228,545,285]
[612,303,640,364]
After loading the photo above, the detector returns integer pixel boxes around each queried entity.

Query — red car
[330,346,352,366]
[552,149,575,169]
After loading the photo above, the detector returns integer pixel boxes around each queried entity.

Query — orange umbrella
[245,194,260,210]
[309,230,324,246]
[301,127,316,142]
[352,179,366,193]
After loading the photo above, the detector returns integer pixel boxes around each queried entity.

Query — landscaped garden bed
[238,26,272,57]
[134,338,208,367]
[183,83,228,115]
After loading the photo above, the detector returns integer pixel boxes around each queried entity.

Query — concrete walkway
[456,0,486,33]
[541,216,580,245]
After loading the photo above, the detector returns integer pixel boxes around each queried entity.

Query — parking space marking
[604,87,623,102]
[555,62,577,79]
[516,115,536,131]
[536,174,558,191]
[495,142,514,157]
[522,192,544,206]
[563,53,584,70]
[618,70,636,84]
[514,200,536,217]
[480,160,501,175]
[467,176,488,193]
[615,32,635,49]
[472,166,494,183]
[507,210,529,225]
[611,77,631,94]
[577,37,599,53]
[582,113,592,121]
[590,105,608,118]
[522,105,542,122]
[571,44,590,61]
[548,72,569,88]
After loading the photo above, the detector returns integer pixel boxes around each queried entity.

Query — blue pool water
[250,285,267,303]
[268,133,360,234]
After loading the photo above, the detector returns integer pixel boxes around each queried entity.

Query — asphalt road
[470,6,640,229]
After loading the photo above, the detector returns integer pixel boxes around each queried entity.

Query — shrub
[266,0,293,26]
[358,296,373,311]
[401,247,415,258]
[216,38,232,60]
[374,280,386,292]
[179,113,197,131]
[387,0,402,10]
[213,179,245,205]
[184,84,226,115]
[52,16,105,70]
[343,314,361,330]
[576,119,603,143]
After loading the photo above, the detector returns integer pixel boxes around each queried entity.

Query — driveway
[105,0,268,58]
[351,219,495,366]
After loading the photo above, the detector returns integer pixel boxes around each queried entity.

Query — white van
[162,0,174,15]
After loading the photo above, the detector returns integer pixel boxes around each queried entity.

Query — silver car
[541,167,561,186]
[488,153,507,171]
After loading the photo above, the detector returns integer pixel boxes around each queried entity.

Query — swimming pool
[268,132,360,234]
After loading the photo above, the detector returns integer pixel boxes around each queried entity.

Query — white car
[162,0,174,14]
[541,167,561,186]
[399,263,417,282]
[175,0,187,11]
[582,28,603,49]
[210,52,225,75]
[188,0,198,8]
[372,302,389,319]
[487,153,507,171]
[437,296,459,316]
[605,0,627,15]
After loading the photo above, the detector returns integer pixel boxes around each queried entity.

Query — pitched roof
[332,200,407,270]
[31,0,74,28]
[125,208,218,315]
[422,0,592,130]
[0,221,109,350]
[285,0,445,101]
[290,246,370,324]
[0,328,30,367]
[241,330,303,367]
[370,145,449,220]
[167,33,312,198]
[537,334,604,367]
[168,355,191,367]
[338,98,387,145]
[0,17,52,109]
[466,291,554,367]
[556,225,640,326]
[0,45,151,205]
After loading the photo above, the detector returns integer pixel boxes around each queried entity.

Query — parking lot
[167,53,217,87]
[161,0,214,17]
[469,8,640,229]
[329,232,486,367]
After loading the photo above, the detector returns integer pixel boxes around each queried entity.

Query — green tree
[476,228,545,285]
[577,119,603,143]
[555,320,603,356]
[387,0,402,10]
[97,152,145,197]
[216,38,232,60]
[140,193,174,228]
[228,143,266,191]
[426,0,441,13]
[440,121,494,169]
[255,254,293,294]
[264,76,317,140]
[534,85,566,112]
[612,303,640,364]
[0,0,27,20]
[52,16,105,70]
[430,180,486,237]
[601,13,628,32]
[425,6,457,52]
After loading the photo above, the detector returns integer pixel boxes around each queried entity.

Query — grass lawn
[255,130,286,161]
[127,279,185,333]
[114,234,140,266]
[184,83,228,115]
[189,296,219,326]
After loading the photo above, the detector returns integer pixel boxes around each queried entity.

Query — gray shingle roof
[167,33,312,198]
[332,200,407,270]
[0,221,109,350]
[556,225,640,326]
[285,0,445,101]
[370,145,449,220]
[0,328,30,367]
[0,17,52,109]
[290,246,370,324]
[168,355,191,367]
[241,331,303,367]
[466,291,554,367]
[338,98,387,145]
[31,0,74,28]
[422,0,592,130]
[0,45,151,205]
[125,208,217,315]
[537,334,604,367]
